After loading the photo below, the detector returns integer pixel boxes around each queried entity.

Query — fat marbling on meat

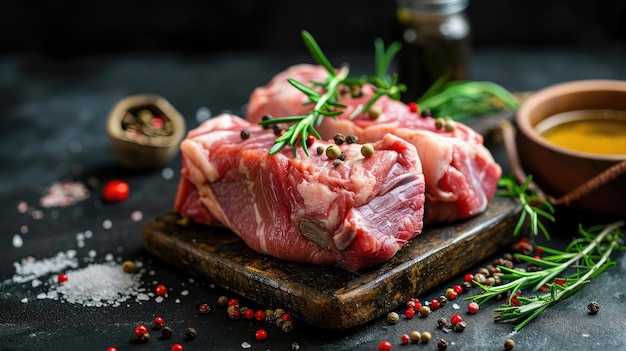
[246,64,501,223]
[174,114,426,271]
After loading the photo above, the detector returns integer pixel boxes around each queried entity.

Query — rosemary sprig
[466,221,625,332]
[416,79,520,121]
[497,174,555,239]
[259,30,405,156]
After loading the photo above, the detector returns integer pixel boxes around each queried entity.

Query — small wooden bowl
[515,80,626,216]
[107,94,186,170]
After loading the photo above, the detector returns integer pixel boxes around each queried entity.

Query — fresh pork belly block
[174,114,425,271]
[246,64,501,223]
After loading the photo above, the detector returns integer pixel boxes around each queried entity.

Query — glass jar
[395,0,471,102]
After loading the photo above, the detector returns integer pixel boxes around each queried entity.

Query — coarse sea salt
[12,250,79,283]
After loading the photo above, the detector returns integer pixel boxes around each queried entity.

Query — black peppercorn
[333,133,346,145]
[439,295,448,305]
[161,326,173,338]
[437,338,448,350]
[316,146,324,155]
[587,301,600,315]
[454,320,466,332]
[261,115,272,129]
[437,317,447,329]
[462,281,472,292]
[337,152,346,161]
[420,109,431,118]
[240,129,250,140]
[345,134,359,144]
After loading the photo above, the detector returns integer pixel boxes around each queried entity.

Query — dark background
[2,0,625,56]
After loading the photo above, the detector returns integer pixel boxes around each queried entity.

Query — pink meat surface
[174,114,426,271]
[246,64,501,223]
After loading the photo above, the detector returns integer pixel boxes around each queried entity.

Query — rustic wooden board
[143,196,520,331]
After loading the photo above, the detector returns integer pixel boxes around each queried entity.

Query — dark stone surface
[1,48,625,350]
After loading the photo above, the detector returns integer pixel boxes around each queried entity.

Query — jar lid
[397,0,469,15]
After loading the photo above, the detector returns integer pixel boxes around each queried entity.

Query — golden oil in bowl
[534,109,626,155]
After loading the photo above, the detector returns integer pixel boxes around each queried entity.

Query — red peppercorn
[228,307,241,320]
[106,347,117,351]
[401,334,410,344]
[404,308,415,319]
[153,316,164,329]
[378,340,392,351]
[306,135,316,148]
[467,302,479,314]
[134,324,148,338]
[555,278,566,286]
[281,313,292,321]
[227,298,239,307]
[198,303,211,314]
[448,291,458,300]
[453,285,464,294]
[155,284,168,297]
[254,309,266,321]
[464,273,474,283]
[57,273,68,284]
[151,115,164,129]
[171,344,184,351]
[408,101,419,113]
[430,299,441,310]
[244,308,255,319]
[450,314,463,326]
[255,329,268,341]
[102,180,130,203]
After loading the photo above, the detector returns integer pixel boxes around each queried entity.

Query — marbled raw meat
[246,64,501,223]
[174,114,425,271]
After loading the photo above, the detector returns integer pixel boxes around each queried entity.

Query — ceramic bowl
[107,94,186,170]
[515,79,626,216]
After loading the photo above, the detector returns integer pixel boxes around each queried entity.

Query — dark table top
[1,47,626,351]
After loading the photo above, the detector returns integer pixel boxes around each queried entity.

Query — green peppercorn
[361,144,374,158]
[435,118,445,129]
[240,129,250,140]
[139,332,150,342]
[588,301,600,315]
[368,106,382,119]
[421,331,431,344]
[161,326,173,338]
[444,119,456,132]
[316,146,324,155]
[122,260,135,273]
[345,134,359,144]
[504,338,515,350]
[386,312,400,325]
[409,330,421,343]
[419,305,431,317]
[185,327,197,339]
[217,295,228,306]
[333,133,346,145]
[437,338,448,350]
[326,145,341,159]
[265,309,275,322]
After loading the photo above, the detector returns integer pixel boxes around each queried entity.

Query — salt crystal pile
[12,250,79,283]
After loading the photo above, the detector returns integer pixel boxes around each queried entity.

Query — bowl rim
[516,79,626,161]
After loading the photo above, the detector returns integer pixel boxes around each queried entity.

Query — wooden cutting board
[143,196,520,331]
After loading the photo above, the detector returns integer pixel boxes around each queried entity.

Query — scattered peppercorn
[291,342,300,350]
[419,305,431,317]
[255,309,266,321]
[409,330,421,343]
[337,152,346,161]
[139,332,150,342]
[421,331,432,344]
[444,119,456,132]
[467,301,480,314]
[332,159,342,168]
[171,343,183,351]
[437,317,447,329]
[408,101,419,113]
[255,329,268,341]
[198,303,211,314]
[588,301,600,315]
[438,338,448,350]
[316,146,324,155]
[377,340,392,351]
[240,129,250,140]
[282,320,294,332]
[435,118,445,129]
[161,326,173,339]
[386,312,399,325]
[228,306,241,320]
[454,320,466,332]
[134,324,148,338]
[401,334,410,344]
[155,284,167,297]
[121,260,135,273]
[333,133,346,145]
[504,338,515,350]
[361,144,375,158]
[227,298,239,307]
[261,115,272,129]
[462,281,473,292]
[57,273,68,284]
[368,106,382,119]
[430,299,441,310]
[244,308,255,319]
[153,316,164,329]
[185,327,197,339]
[439,295,448,306]
[326,145,341,159]
[345,134,359,144]
[450,314,463,326]
[265,309,275,322]
[420,109,431,118]
[405,308,416,319]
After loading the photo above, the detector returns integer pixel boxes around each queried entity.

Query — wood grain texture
[143,196,520,331]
